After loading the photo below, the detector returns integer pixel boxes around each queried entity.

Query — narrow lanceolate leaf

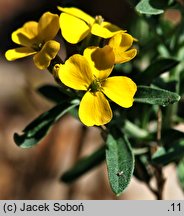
[38,84,75,104]
[136,0,164,15]
[161,129,184,146]
[61,145,106,183]
[151,129,184,165]
[134,156,152,183]
[152,140,184,165]
[124,120,148,139]
[177,159,184,191]
[134,86,180,106]
[106,134,134,196]
[179,71,184,95]
[14,100,79,148]
[135,58,179,85]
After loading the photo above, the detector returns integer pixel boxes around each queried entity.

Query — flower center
[88,79,102,93]
[94,15,104,25]
[32,42,44,51]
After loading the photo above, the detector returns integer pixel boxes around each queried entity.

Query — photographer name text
[2,202,84,213]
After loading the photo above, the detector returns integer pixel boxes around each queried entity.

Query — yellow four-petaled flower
[5,12,60,70]
[58,45,137,126]
[58,7,125,44]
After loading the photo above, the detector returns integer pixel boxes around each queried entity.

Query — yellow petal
[109,32,133,51]
[79,91,112,126]
[33,40,60,70]
[83,46,114,79]
[58,7,94,25]
[12,21,38,47]
[38,12,60,41]
[91,22,124,39]
[59,12,90,44]
[109,33,137,63]
[5,47,36,61]
[102,76,137,108]
[115,49,137,64]
[58,54,93,90]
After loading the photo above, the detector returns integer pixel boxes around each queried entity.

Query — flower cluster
[5,12,60,70]
[5,7,138,126]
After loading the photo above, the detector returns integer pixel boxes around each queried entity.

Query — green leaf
[14,100,79,148]
[135,58,179,85]
[152,78,178,92]
[162,129,184,146]
[38,85,79,119]
[134,155,152,183]
[179,70,184,95]
[177,158,184,191]
[38,85,75,104]
[178,100,184,119]
[151,129,184,166]
[152,142,184,165]
[106,134,134,196]
[61,145,105,183]
[136,0,164,15]
[134,86,180,106]
[124,120,148,139]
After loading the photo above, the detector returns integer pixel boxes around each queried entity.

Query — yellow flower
[5,12,60,70]
[108,32,137,64]
[58,7,125,44]
[58,46,137,126]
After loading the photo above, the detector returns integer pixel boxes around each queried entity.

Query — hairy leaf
[38,84,75,103]
[106,134,134,196]
[14,100,79,148]
[152,137,184,165]
[134,86,180,106]
[136,0,164,15]
[61,145,106,183]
